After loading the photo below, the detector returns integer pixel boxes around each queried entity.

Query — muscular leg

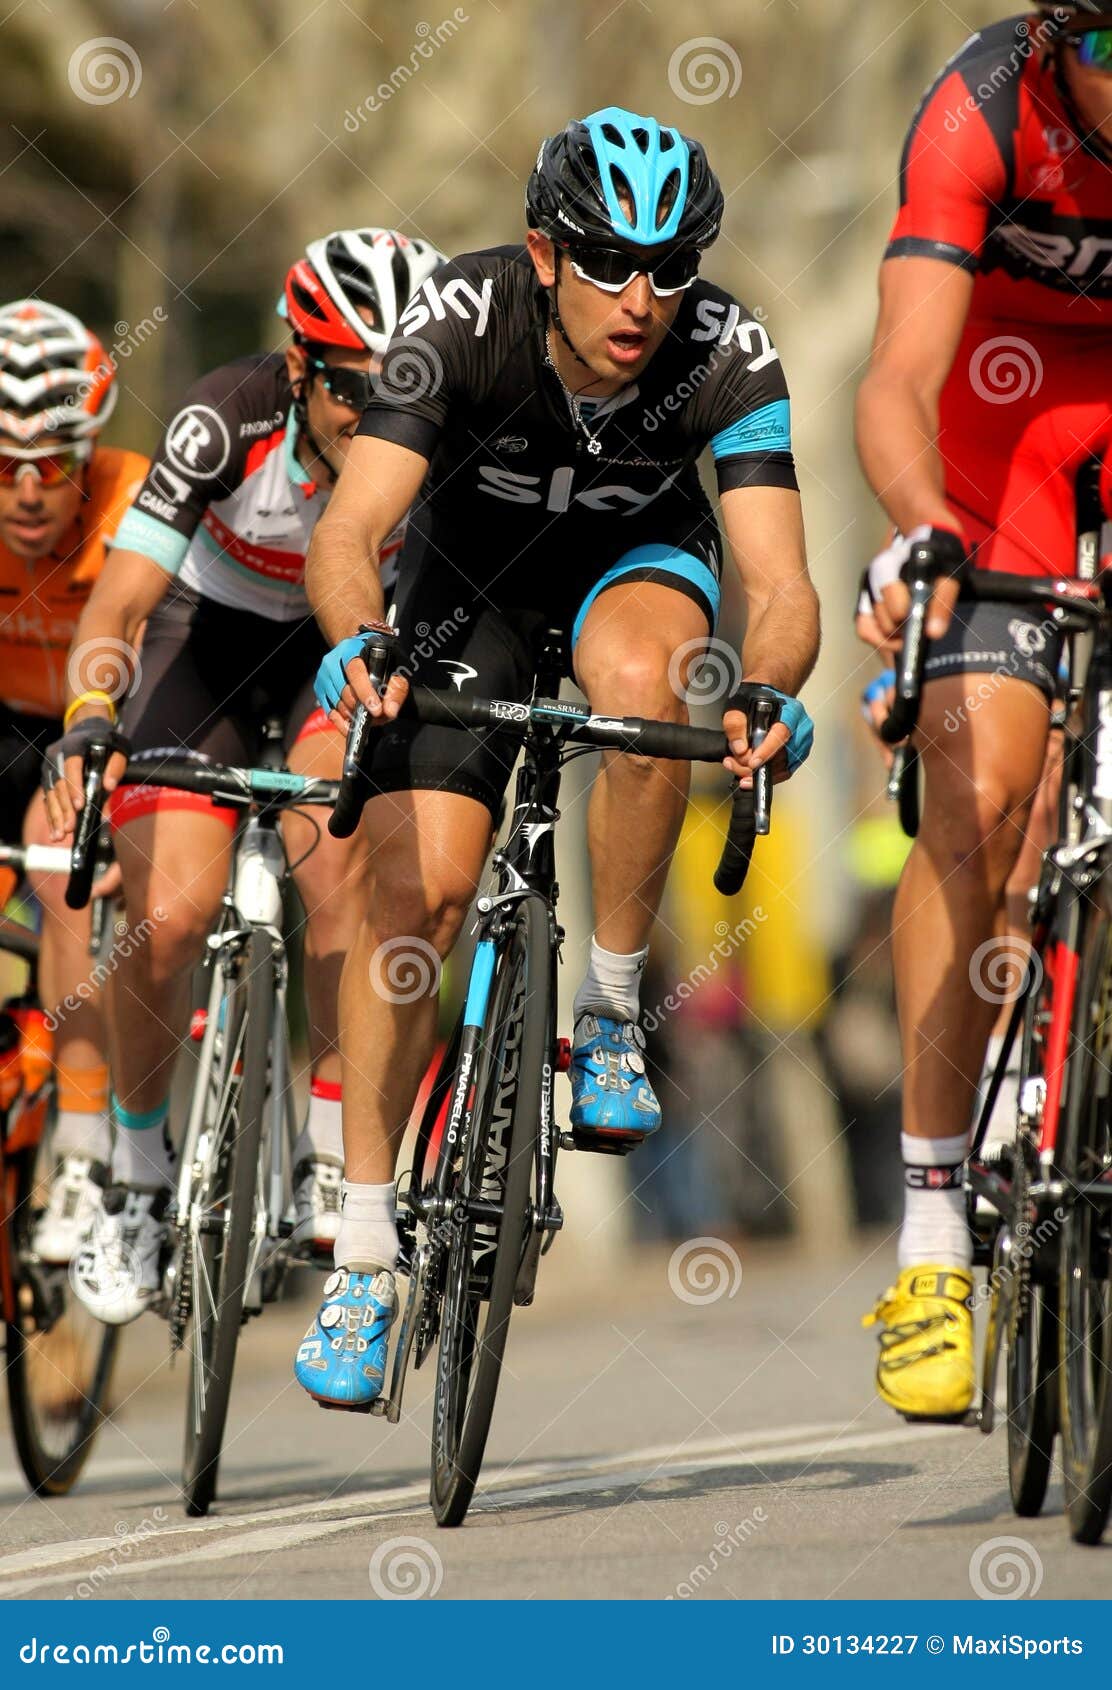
[107,809,233,1112]
[283,727,371,1082]
[573,580,710,951]
[896,674,1050,1141]
[339,790,492,1185]
[24,789,107,1145]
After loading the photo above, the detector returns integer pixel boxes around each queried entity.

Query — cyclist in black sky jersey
[294,108,820,1412]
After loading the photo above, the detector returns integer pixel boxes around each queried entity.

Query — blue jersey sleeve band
[112,506,190,575]
[710,398,791,461]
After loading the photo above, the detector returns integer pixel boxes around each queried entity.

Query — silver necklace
[544,326,611,456]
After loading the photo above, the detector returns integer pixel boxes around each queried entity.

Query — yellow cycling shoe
[862,1264,975,1422]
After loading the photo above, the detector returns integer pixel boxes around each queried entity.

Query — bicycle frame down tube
[1041,926,1081,1165]
[436,939,497,1197]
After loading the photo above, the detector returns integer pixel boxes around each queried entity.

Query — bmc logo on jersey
[399,275,494,339]
[165,404,232,479]
[992,221,1112,290]
[478,464,679,513]
[690,300,779,370]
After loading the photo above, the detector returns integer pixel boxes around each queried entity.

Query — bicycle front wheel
[430,895,549,1527]
[181,928,272,1517]
[1057,907,1112,1545]
[4,1127,119,1496]
[1006,1146,1058,1516]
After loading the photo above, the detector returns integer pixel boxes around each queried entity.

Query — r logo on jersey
[165,404,232,480]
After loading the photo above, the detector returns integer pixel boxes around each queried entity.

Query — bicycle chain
[168,1235,192,1353]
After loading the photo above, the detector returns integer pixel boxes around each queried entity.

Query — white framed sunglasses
[561,242,701,298]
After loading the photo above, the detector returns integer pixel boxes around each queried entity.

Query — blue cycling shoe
[294,1267,397,1411]
[569,1010,661,1143]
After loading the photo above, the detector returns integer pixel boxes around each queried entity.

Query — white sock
[334,1180,398,1273]
[293,1080,344,1167]
[53,1108,111,1165]
[573,937,649,1025]
[973,1033,1022,1156]
[898,1132,972,1270]
[110,1096,177,1189]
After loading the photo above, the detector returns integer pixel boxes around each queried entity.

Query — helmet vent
[657,169,681,229]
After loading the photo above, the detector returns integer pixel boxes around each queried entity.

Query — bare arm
[306,436,429,645]
[855,255,973,637]
[719,484,819,776]
[45,548,173,836]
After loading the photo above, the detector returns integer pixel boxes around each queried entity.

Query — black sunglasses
[306,355,377,410]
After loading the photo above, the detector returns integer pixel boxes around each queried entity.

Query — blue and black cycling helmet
[526,106,723,258]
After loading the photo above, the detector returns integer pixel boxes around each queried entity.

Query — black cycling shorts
[120,584,328,765]
[363,504,723,818]
[0,705,60,842]
[923,596,1063,701]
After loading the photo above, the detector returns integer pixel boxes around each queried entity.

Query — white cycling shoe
[71,1185,171,1324]
[32,1154,105,1265]
[291,1156,343,1257]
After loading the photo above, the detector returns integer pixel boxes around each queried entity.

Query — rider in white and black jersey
[294,109,821,1411]
[43,229,448,1325]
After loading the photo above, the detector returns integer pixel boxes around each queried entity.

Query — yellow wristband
[63,690,119,732]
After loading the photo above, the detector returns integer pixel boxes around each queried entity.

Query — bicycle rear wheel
[181,928,271,1517]
[4,1122,119,1495]
[430,895,549,1527]
[1057,908,1112,1545]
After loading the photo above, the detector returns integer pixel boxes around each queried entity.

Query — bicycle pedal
[312,1397,376,1415]
[561,1128,635,1157]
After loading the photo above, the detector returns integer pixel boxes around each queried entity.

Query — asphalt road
[0,1235,1106,1602]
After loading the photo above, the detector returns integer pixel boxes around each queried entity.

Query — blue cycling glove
[771,688,814,773]
[861,668,896,713]
[727,684,814,774]
[315,635,367,715]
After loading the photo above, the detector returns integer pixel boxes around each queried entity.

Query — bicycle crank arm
[375,1242,430,1426]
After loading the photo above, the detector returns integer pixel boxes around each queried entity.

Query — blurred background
[0,0,1010,1258]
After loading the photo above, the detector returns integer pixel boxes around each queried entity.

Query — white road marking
[0,1420,962,1595]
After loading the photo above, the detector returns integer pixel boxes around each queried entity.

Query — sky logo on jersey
[478,463,681,512]
[399,274,494,339]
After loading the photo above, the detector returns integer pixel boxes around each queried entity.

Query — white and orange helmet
[0,299,117,447]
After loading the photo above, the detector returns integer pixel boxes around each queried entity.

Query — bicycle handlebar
[65,741,108,910]
[328,658,780,895]
[878,563,1105,749]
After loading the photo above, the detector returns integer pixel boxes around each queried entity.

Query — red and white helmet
[0,299,117,446]
[280,228,448,354]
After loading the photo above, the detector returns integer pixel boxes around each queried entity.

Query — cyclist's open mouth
[607,331,647,365]
[7,518,49,546]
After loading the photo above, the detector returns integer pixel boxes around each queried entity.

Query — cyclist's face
[1061,35,1112,136]
[526,233,682,389]
[286,318,380,479]
[0,438,85,560]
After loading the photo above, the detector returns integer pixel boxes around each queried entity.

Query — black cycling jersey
[354,245,799,818]
[358,244,796,609]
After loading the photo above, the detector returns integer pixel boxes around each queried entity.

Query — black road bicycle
[326,628,776,1526]
[69,729,341,1517]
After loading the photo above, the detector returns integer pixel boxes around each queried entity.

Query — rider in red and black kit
[857,5,1112,1421]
